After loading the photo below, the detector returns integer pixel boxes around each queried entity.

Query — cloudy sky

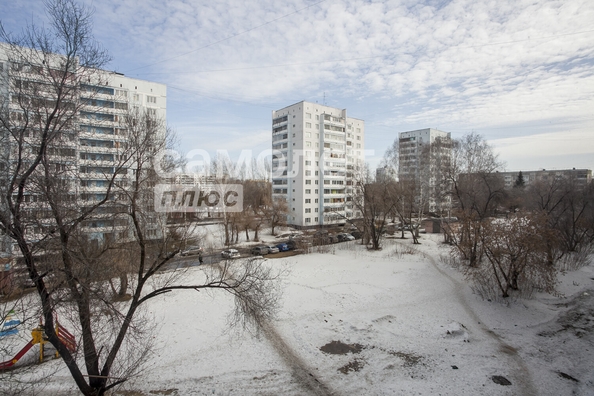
[2,0,593,171]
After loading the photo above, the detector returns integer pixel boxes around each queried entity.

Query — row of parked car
[179,231,358,261]
[250,241,293,256]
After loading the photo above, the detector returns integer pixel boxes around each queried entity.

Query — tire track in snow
[401,241,538,396]
[260,322,336,396]
[214,261,335,396]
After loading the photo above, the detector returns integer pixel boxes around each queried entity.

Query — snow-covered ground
[3,232,594,395]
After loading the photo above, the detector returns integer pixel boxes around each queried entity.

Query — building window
[305,170,311,176]
[315,217,318,222]
[147,95,157,104]
[305,218,311,223]
[305,180,311,185]
[306,141,312,147]
[306,132,311,138]
[305,189,311,194]
[316,115,319,120]
[306,122,312,128]
[305,199,311,203]
[305,208,311,213]
[305,160,312,166]
[315,199,318,203]
[306,113,312,119]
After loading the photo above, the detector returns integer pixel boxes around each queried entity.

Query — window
[306,122,312,128]
[147,95,157,104]
[356,128,361,132]
[356,136,361,140]
[316,115,319,120]
[305,199,311,203]
[305,170,311,176]
[305,218,311,223]
[315,199,318,203]
[306,132,311,138]
[305,189,311,194]
[306,141,312,147]
[305,180,311,185]
[305,208,311,213]
[133,94,140,102]
[315,189,318,194]
[305,160,312,166]
[315,208,318,212]
[315,217,318,222]
[315,124,319,129]
[306,113,312,119]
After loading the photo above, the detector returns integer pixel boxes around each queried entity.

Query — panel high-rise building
[272,101,364,228]
[0,44,166,250]
[398,128,452,213]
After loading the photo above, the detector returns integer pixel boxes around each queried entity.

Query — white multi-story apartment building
[398,128,452,213]
[0,44,166,248]
[272,101,365,228]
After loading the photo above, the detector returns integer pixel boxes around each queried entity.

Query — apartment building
[0,44,166,250]
[498,168,592,189]
[398,128,452,212]
[272,101,364,228]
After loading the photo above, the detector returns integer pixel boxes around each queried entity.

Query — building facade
[0,44,166,250]
[272,101,365,228]
[498,168,592,189]
[398,128,452,213]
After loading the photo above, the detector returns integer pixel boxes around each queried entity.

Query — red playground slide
[0,340,35,370]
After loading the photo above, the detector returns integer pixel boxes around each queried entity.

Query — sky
[1,0,593,172]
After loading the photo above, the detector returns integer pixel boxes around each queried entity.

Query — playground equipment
[0,318,76,370]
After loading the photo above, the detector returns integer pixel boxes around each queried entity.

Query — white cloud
[3,0,593,171]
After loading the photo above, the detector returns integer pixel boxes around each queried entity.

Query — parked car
[221,249,240,259]
[343,233,355,241]
[350,230,362,239]
[251,246,269,255]
[180,246,203,256]
[276,243,289,252]
[267,245,280,254]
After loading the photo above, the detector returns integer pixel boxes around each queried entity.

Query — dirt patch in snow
[320,340,363,355]
[338,359,365,374]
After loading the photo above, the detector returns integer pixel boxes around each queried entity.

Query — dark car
[251,246,269,255]
[180,246,204,256]
[276,243,289,252]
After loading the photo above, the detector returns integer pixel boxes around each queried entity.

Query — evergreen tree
[514,171,525,188]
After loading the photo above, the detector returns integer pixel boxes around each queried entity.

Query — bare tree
[445,133,505,266]
[0,3,282,395]
[347,165,396,250]
[466,212,557,299]
[265,197,288,236]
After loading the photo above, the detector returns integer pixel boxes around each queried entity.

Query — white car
[267,245,280,254]
[221,249,240,259]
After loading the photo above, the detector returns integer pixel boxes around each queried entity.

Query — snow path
[260,322,335,396]
[408,240,539,396]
